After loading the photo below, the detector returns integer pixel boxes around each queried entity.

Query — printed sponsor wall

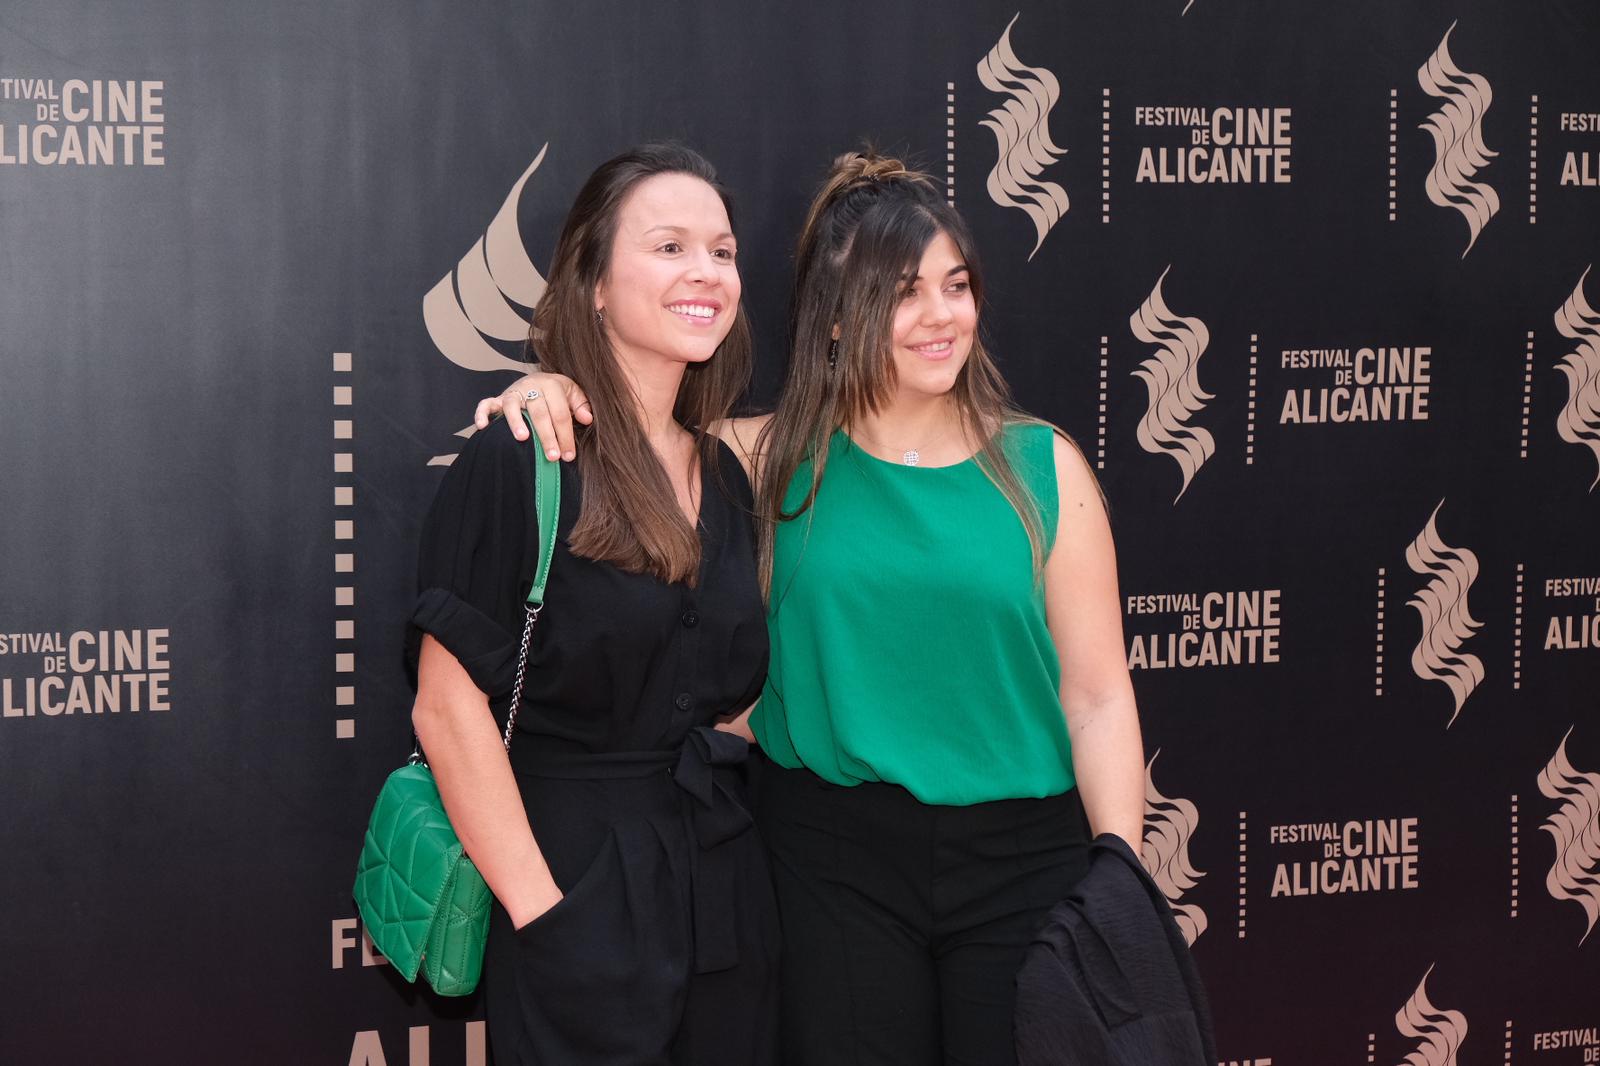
[0,1,1596,1063]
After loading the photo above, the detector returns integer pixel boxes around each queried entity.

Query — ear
[831,323,841,341]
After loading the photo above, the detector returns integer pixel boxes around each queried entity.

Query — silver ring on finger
[525,389,541,401]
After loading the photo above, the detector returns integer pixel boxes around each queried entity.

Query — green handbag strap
[523,411,561,610]
[499,412,561,751]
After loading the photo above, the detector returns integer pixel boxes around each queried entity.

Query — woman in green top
[480,152,1145,1064]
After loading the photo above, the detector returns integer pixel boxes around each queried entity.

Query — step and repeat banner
[1,0,1597,1063]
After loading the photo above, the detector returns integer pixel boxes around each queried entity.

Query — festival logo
[1275,344,1434,425]
[1124,588,1282,670]
[0,629,173,720]
[347,1023,486,1066]
[1556,109,1600,188]
[1265,815,1420,899]
[420,145,551,463]
[1417,23,1499,257]
[1541,575,1600,651]
[1405,500,1484,725]
[1537,727,1600,945]
[422,143,549,376]
[1531,1024,1600,1060]
[0,77,165,166]
[1130,105,1293,185]
[1129,267,1214,502]
[977,14,1069,260]
[1140,751,1207,945]
[1396,965,1469,1066]
[1554,265,1600,491]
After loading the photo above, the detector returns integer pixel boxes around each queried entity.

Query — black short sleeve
[404,419,539,697]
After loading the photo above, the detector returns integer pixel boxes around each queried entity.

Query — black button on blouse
[405,419,769,753]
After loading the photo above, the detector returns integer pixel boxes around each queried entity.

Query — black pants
[483,742,781,1065]
[755,757,1091,1066]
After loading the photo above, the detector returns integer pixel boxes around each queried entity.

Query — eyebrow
[901,264,970,281]
[643,224,736,241]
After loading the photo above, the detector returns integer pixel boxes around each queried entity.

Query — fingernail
[546,449,560,460]
[562,451,575,462]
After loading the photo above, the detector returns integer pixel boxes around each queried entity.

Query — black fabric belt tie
[509,725,755,974]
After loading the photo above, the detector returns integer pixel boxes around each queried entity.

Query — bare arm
[472,376,774,490]
[1043,432,1146,847]
[411,635,563,928]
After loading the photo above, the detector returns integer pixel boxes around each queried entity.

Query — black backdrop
[2,2,1598,1063]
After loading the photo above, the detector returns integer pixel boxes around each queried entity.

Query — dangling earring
[595,308,605,326]
[827,338,839,371]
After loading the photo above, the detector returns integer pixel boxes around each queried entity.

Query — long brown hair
[755,150,1057,592]
[530,143,752,584]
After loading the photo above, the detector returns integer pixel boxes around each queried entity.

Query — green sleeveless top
[751,422,1076,805]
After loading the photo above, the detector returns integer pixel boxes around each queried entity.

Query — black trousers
[755,757,1091,1066]
[483,741,781,1065]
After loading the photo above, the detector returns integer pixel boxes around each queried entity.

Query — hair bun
[826,150,928,194]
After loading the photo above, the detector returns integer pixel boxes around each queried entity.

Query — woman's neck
[614,346,690,446]
[851,392,964,453]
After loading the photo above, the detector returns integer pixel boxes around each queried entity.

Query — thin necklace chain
[853,419,961,466]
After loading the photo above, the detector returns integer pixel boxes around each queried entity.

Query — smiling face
[888,230,976,400]
[593,172,741,369]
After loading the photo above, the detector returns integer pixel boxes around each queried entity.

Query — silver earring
[595,309,605,325]
[827,338,839,370]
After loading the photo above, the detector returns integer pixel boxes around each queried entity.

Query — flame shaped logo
[1404,499,1484,725]
[1537,726,1600,945]
[1554,265,1600,492]
[1129,266,1215,503]
[977,13,1069,261]
[420,144,550,464]
[1395,965,1468,1066]
[1416,22,1499,257]
[1140,750,1207,946]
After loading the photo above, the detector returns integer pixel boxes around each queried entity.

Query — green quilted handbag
[353,426,559,996]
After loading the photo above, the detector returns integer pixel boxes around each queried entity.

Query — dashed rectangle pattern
[1097,337,1109,470]
[1102,88,1112,224]
[1246,335,1258,465]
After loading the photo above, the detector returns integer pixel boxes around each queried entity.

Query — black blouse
[405,419,769,753]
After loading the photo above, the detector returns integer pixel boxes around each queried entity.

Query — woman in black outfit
[407,144,779,1064]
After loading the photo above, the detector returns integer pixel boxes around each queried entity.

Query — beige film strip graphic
[1246,334,1259,465]
[334,351,355,740]
[1236,810,1248,939]
[1529,95,1539,224]
[1513,563,1525,690]
[1367,1031,1376,1065]
[1102,88,1112,223]
[1510,792,1520,918]
[1521,331,1535,459]
[1389,88,1399,221]
[1097,336,1109,469]
[1375,567,1387,696]
[946,82,956,206]
[1504,1019,1514,1065]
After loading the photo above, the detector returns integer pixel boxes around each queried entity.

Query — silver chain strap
[502,603,542,751]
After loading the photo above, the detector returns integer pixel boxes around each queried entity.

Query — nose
[920,288,954,326]
[684,245,720,285]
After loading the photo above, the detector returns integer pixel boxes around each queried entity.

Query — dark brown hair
[755,150,1056,592]
[530,143,752,584]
